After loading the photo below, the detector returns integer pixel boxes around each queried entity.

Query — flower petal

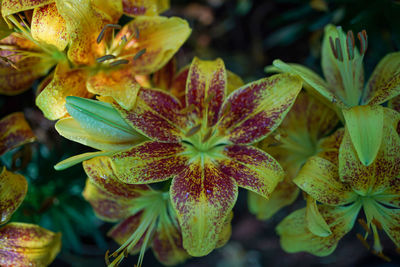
[373,204,400,248]
[0,222,61,267]
[248,178,299,220]
[227,70,244,95]
[388,95,400,113]
[152,222,189,266]
[170,160,238,256]
[1,0,53,17]
[123,0,169,16]
[0,112,35,156]
[36,64,91,120]
[342,105,383,166]
[339,107,400,195]
[0,34,53,95]
[218,73,302,144]
[91,0,123,22]
[186,57,227,127]
[0,16,12,39]
[31,3,69,51]
[0,167,27,225]
[305,195,332,237]
[114,88,185,142]
[114,16,191,75]
[316,128,344,165]
[218,145,284,199]
[321,25,364,106]
[363,52,400,105]
[276,204,360,256]
[153,58,177,91]
[111,141,188,184]
[272,59,345,108]
[87,68,141,110]
[293,156,357,205]
[107,213,144,251]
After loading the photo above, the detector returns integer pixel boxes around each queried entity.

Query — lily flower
[272,24,400,166]
[107,57,302,256]
[277,107,400,260]
[249,91,339,220]
[82,156,190,266]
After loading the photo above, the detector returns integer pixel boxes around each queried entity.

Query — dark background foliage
[1,0,400,266]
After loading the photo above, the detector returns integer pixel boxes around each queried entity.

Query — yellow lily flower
[277,107,400,260]
[272,24,400,166]
[249,91,339,220]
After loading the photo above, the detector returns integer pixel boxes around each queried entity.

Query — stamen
[0,56,19,70]
[356,233,370,250]
[135,27,140,39]
[335,37,343,62]
[329,37,338,59]
[346,31,355,60]
[358,218,371,234]
[96,54,116,63]
[97,24,122,44]
[105,250,111,265]
[372,218,382,230]
[133,48,146,61]
[372,251,391,262]
[109,59,130,67]
[357,30,368,55]
[185,124,202,137]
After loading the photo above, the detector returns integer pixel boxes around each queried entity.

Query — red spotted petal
[170,160,238,256]
[218,145,284,199]
[218,73,302,144]
[1,0,53,17]
[186,57,227,127]
[111,141,188,184]
[123,0,169,16]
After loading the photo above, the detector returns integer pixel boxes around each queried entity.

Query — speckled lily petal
[1,0,53,18]
[123,0,169,16]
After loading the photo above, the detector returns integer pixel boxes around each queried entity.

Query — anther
[185,124,202,137]
[97,24,122,43]
[109,59,130,67]
[335,37,343,62]
[346,31,355,60]
[372,251,391,262]
[356,233,370,250]
[96,54,116,63]
[135,27,140,39]
[105,250,111,265]
[358,218,371,234]
[133,48,146,61]
[329,37,338,59]
[357,30,368,55]
[372,218,382,230]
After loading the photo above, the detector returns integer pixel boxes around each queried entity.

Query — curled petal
[36,64,91,120]
[114,16,191,75]
[342,105,383,166]
[170,161,238,256]
[111,141,188,184]
[276,204,360,256]
[363,52,400,105]
[0,167,27,225]
[186,57,227,127]
[339,107,400,195]
[305,195,332,237]
[123,0,169,16]
[0,222,61,267]
[1,0,53,18]
[294,156,357,205]
[115,88,185,142]
[218,73,302,144]
[218,145,284,199]
[0,112,35,156]
[31,3,69,51]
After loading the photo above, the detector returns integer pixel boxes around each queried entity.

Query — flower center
[329,27,368,107]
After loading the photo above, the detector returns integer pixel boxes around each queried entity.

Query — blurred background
[1,0,400,266]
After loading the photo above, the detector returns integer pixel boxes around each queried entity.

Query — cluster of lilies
[0,0,399,266]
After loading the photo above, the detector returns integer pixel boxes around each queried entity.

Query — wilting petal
[152,222,189,266]
[363,52,400,105]
[186,57,227,127]
[123,0,169,16]
[339,108,400,195]
[342,105,383,166]
[0,34,53,95]
[170,161,238,256]
[36,64,91,120]
[31,3,69,51]
[54,0,109,65]
[115,88,185,142]
[0,112,35,156]
[219,73,302,144]
[1,0,53,17]
[114,16,191,75]
[272,59,345,108]
[321,25,364,106]
[294,156,357,205]
[218,145,284,199]
[0,168,27,225]
[111,141,188,184]
[305,195,332,237]
[277,204,360,256]
[87,68,141,110]
[0,222,61,267]
[248,178,299,220]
